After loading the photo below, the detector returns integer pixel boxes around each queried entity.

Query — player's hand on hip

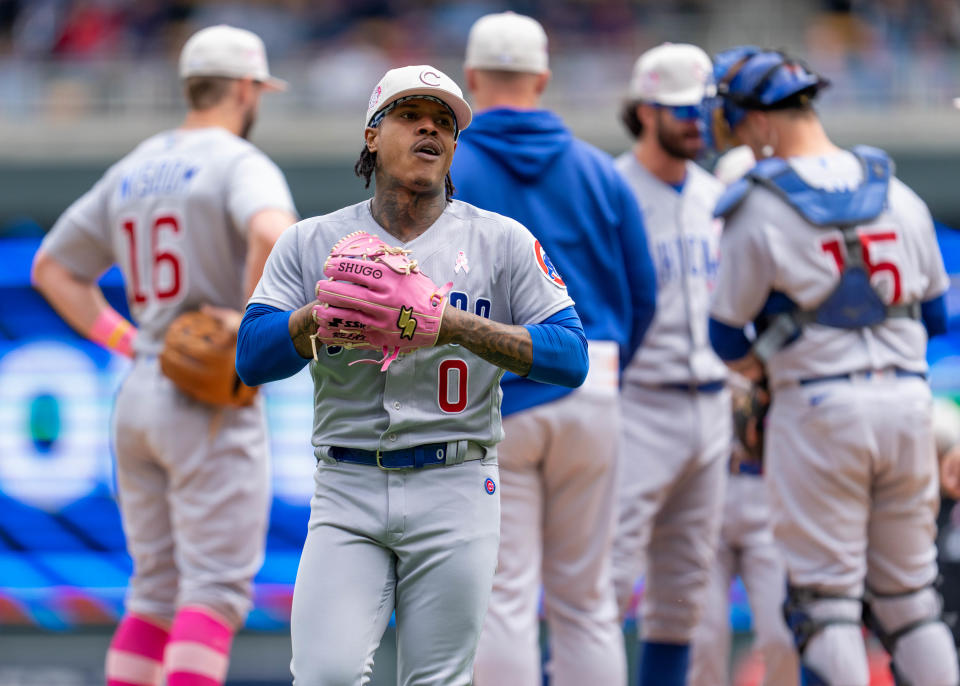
[200,304,243,335]
[940,445,960,500]
[725,352,765,383]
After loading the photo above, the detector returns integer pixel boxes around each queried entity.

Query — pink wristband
[90,309,137,358]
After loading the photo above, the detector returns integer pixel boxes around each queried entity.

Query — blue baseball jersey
[451,108,657,415]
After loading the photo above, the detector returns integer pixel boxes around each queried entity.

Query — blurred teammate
[448,12,656,686]
[608,43,730,686]
[689,145,797,686]
[235,64,589,686]
[709,46,958,685]
[31,25,297,686]
[687,148,799,684]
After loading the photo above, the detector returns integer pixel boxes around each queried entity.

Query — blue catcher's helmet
[707,47,829,152]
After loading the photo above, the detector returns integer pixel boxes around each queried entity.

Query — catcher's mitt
[159,310,257,407]
[731,379,769,464]
[313,231,452,371]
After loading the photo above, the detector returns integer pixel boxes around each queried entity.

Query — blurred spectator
[0,0,958,118]
[305,21,391,109]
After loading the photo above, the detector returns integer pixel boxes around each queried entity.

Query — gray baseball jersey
[253,199,575,686]
[39,126,296,628]
[249,198,575,454]
[710,151,948,389]
[42,127,296,353]
[615,153,728,386]
[712,150,959,685]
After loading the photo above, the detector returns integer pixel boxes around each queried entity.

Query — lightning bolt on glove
[312,231,452,371]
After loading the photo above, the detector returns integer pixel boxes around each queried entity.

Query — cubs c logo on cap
[534,240,566,287]
[484,477,496,495]
[419,70,441,86]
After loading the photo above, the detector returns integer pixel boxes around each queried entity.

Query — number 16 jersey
[41,127,297,354]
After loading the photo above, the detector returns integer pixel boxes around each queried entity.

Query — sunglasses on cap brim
[655,103,703,121]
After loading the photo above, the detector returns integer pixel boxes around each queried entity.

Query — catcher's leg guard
[783,585,868,686]
[864,583,960,686]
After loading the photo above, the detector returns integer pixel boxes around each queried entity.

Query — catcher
[235,65,588,685]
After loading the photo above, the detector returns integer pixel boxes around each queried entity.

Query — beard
[656,111,703,160]
[239,106,257,140]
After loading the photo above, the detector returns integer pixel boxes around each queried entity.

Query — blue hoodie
[451,108,657,416]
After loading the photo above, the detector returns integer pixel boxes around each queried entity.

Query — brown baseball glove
[159,310,257,407]
[732,379,769,463]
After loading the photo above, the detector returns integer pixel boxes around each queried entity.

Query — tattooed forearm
[437,306,533,376]
[289,304,319,359]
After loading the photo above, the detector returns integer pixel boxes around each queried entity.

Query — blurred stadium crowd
[1,0,959,59]
[0,0,959,119]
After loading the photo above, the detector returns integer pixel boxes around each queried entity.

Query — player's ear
[364,127,378,153]
[637,103,656,131]
[744,111,768,141]
[236,77,256,105]
[534,71,550,96]
[464,68,478,94]
[744,110,765,130]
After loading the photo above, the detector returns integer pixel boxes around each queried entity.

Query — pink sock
[164,606,235,686]
[105,613,169,686]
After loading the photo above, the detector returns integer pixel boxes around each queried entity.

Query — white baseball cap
[365,65,473,134]
[628,42,715,106]
[179,25,287,92]
[465,12,549,74]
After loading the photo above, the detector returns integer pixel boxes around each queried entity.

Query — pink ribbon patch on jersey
[455,250,470,274]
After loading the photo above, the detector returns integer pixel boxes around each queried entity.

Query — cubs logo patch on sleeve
[534,240,566,288]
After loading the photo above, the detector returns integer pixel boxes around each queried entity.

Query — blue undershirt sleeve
[522,305,589,388]
[236,303,310,386]
[709,317,752,361]
[921,294,947,338]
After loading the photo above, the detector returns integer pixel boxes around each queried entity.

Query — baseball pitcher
[450,13,657,686]
[609,43,730,686]
[235,65,588,686]
[31,25,297,686]
[709,46,959,686]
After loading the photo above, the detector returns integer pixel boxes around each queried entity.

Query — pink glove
[313,231,452,370]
